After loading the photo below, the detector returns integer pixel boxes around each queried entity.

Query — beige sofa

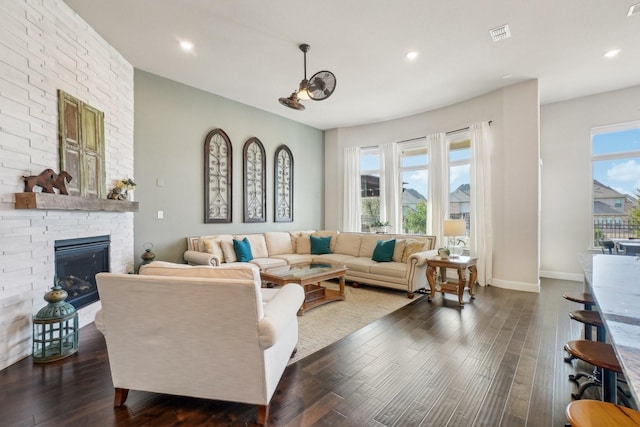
[184,231,437,298]
[95,261,304,426]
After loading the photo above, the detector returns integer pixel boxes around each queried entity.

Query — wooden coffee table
[260,263,347,315]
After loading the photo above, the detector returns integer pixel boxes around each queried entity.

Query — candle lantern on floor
[140,242,156,266]
[32,279,79,363]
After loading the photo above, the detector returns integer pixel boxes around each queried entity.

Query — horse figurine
[22,169,73,194]
[52,171,72,195]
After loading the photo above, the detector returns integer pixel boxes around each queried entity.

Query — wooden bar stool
[563,292,595,310]
[566,400,640,426]
[565,340,630,405]
[564,309,606,364]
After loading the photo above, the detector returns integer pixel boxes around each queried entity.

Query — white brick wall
[0,0,134,370]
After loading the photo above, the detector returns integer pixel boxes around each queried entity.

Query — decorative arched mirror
[243,137,266,222]
[204,128,232,223]
[274,145,293,222]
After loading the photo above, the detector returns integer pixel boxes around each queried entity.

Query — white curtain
[380,142,400,231]
[470,122,493,286]
[343,146,361,232]
[426,132,447,246]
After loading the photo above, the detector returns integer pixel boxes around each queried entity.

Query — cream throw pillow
[392,239,406,262]
[296,236,311,254]
[202,238,225,263]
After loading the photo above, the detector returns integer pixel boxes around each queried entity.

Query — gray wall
[133,70,325,265]
[540,84,640,281]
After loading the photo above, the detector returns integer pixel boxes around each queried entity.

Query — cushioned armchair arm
[408,249,438,266]
[258,284,305,348]
[183,250,220,266]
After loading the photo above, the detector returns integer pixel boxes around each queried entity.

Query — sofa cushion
[402,239,426,263]
[343,257,376,273]
[264,232,294,256]
[310,235,332,254]
[233,238,254,262]
[370,261,407,279]
[334,233,362,257]
[392,239,406,262]
[312,253,353,264]
[271,253,313,265]
[372,239,396,262]
[359,234,386,258]
[250,257,287,270]
[296,235,311,254]
[139,261,260,281]
[234,234,269,259]
[202,237,225,262]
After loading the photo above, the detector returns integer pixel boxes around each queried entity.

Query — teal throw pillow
[372,239,396,262]
[310,235,332,255]
[233,237,254,262]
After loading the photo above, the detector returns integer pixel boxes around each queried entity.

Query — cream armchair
[95,262,304,426]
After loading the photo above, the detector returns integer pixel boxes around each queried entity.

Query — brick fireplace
[0,1,135,371]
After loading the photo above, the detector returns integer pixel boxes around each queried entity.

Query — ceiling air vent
[489,24,511,42]
[628,3,640,16]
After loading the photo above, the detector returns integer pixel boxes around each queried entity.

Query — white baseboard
[491,278,540,293]
[539,270,583,282]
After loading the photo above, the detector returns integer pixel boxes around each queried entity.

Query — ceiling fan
[279,44,337,111]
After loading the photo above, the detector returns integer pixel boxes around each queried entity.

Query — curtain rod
[361,121,493,149]
[446,120,492,136]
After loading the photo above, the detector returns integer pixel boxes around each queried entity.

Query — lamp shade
[443,219,465,237]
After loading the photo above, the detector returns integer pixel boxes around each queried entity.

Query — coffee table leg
[339,275,345,299]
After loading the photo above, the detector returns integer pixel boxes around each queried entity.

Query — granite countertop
[589,254,640,404]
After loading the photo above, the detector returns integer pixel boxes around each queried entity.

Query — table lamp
[443,219,466,258]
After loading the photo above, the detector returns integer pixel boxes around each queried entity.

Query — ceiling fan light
[297,79,310,100]
[278,92,305,110]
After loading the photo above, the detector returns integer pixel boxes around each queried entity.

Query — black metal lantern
[32,280,79,363]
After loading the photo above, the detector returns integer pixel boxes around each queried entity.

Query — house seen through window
[591,123,640,247]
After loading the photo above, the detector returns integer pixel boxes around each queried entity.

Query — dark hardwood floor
[2,278,598,426]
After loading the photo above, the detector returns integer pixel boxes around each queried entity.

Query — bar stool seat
[566,400,640,426]
[563,292,594,310]
[569,310,606,342]
[565,340,629,405]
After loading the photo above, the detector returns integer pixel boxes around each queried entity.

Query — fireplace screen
[54,235,110,309]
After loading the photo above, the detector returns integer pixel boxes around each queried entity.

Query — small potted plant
[108,178,136,201]
[371,220,391,234]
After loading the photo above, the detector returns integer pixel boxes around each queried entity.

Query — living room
[2,1,640,423]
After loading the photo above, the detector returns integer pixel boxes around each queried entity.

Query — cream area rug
[289,281,422,364]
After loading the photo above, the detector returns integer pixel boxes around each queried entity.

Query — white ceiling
[62,0,640,130]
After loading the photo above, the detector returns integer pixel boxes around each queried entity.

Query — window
[448,133,471,243]
[592,123,640,246]
[360,148,381,232]
[399,142,428,234]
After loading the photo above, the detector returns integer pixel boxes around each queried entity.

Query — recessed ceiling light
[604,49,621,58]
[489,24,511,42]
[628,3,640,16]
[179,40,194,51]
[405,51,418,61]
[502,74,513,79]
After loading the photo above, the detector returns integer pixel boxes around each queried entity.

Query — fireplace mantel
[14,193,139,212]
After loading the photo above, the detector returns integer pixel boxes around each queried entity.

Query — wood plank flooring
[1,278,601,426]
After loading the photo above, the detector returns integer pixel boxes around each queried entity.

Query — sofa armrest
[184,250,220,266]
[408,249,438,266]
[258,284,305,348]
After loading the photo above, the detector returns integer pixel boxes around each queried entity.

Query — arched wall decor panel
[243,137,266,222]
[204,128,232,223]
[274,145,294,222]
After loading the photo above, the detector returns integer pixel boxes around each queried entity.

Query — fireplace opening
[54,235,110,309]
